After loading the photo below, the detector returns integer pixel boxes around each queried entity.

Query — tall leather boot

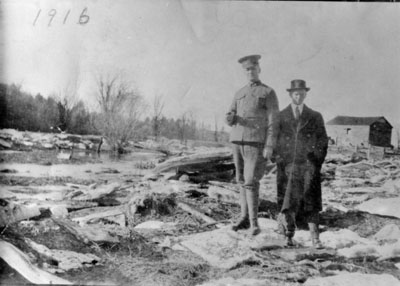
[284,211,296,247]
[246,187,260,236]
[231,188,249,231]
[308,223,323,249]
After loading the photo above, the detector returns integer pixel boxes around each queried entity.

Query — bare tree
[177,112,187,144]
[54,78,80,132]
[94,73,146,153]
[214,115,219,142]
[152,94,165,141]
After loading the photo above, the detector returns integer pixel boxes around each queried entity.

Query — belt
[236,116,267,129]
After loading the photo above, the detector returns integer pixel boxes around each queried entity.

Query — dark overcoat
[274,105,328,214]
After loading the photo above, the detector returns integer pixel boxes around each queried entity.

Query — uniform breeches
[232,143,265,190]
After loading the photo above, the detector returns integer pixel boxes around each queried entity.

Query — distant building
[326,116,393,148]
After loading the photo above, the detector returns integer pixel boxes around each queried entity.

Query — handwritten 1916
[33,8,90,26]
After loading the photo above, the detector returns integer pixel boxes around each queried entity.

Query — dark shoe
[231,217,250,231]
[285,236,294,247]
[250,225,261,236]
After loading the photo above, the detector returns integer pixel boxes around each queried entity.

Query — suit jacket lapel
[282,105,297,132]
[298,105,312,130]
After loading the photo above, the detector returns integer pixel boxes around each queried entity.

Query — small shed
[326,116,392,148]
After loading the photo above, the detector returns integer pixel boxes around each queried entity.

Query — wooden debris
[52,218,119,244]
[24,238,100,272]
[0,138,12,148]
[0,199,41,227]
[207,185,239,204]
[67,182,120,201]
[0,239,72,284]
[71,206,126,226]
[177,201,216,224]
[152,150,233,174]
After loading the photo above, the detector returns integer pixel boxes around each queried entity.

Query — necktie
[295,106,300,121]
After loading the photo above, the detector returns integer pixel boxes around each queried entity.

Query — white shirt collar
[291,103,304,116]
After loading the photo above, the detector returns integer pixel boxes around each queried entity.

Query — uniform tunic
[226,81,279,188]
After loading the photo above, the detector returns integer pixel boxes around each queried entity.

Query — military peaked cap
[238,55,261,68]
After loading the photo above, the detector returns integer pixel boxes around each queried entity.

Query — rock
[0,138,12,148]
[396,263,400,270]
[304,272,400,286]
[356,197,400,219]
[373,224,400,243]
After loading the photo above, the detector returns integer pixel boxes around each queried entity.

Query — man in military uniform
[226,55,279,236]
[274,79,328,247]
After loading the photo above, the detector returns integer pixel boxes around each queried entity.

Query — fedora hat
[287,79,310,92]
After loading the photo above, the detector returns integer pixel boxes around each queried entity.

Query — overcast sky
[1,0,399,132]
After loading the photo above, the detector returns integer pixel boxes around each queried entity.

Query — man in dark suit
[274,79,328,247]
[226,55,279,236]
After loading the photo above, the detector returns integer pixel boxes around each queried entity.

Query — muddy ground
[1,137,400,286]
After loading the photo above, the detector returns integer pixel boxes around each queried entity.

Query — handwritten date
[33,8,90,26]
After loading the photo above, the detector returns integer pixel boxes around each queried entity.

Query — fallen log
[0,239,72,284]
[152,150,233,174]
[177,201,216,224]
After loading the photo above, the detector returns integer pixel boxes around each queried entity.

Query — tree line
[0,81,228,150]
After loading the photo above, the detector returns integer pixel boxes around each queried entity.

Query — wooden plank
[0,239,72,284]
[152,150,233,174]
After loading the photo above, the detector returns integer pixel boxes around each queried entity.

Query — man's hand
[225,112,237,126]
[263,146,273,160]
